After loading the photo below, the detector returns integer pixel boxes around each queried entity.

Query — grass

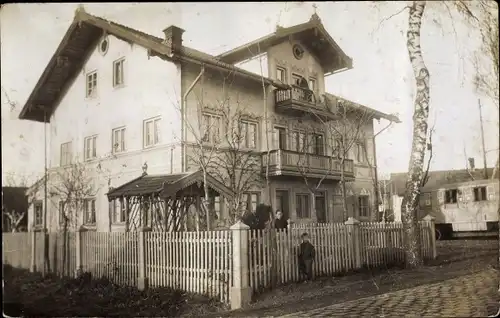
[2,265,227,317]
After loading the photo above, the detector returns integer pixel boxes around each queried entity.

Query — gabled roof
[216,14,353,75]
[18,7,283,123]
[325,93,400,123]
[106,170,234,200]
[389,168,495,196]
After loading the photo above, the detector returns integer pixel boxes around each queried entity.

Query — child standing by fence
[298,232,315,282]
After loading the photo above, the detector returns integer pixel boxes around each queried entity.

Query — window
[273,127,287,150]
[473,186,487,202]
[309,77,316,91]
[202,113,222,144]
[84,135,97,161]
[359,196,370,217]
[356,143,366,163]
[86,71,97,97]
[242,192,260,213]
[113,58,125,87]
[444,189,458,204]
[83,198,96,225]
[276,67,286,83]
[239,120,257,149]
[311,134,324,155]
[143,117,161,148]
[34,201,43,226]
[292,73,303,86]
[296,194,310,218]
[60,141,72,166]
[424,193,431,206]
[111,199,126,223]
[112,127,126,153]
[292,130,307,153]
[59,201,65,225]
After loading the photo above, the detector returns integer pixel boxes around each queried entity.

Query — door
[276,190,290,219]
[315,192,326,223]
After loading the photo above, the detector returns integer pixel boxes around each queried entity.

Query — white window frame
[356,142,366,163]
[83,198,97,225]
[86,71,98,97]
[60,141,72,166]
[242,192,260,214]
[84,135,98,161]
[276,67,287,83]
[202,113,222,144]
[113,58,125,87]
[112,127,126,153]
[444,189,458,204]
[34,201,43,226]
[273,126,287,150]
[111,199,127,224]
[291,130,307,153]
[239,120,258,149]
[143,117,161,148]
[473,186,487,202]
[311,133,325,155]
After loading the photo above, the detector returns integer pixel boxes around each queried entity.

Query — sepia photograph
[1,2,499,317]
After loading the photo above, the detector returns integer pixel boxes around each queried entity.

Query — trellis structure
[106,170,234,232]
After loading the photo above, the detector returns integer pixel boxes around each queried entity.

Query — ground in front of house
[2,240,498,317]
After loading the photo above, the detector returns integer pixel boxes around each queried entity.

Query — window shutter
[487,185,494,200]
[437,190,444,204]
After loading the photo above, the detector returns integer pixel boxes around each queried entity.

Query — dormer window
[276,67,286,83]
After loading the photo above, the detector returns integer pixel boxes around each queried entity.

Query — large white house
[20,8,398,232]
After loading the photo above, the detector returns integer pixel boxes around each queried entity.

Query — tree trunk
[402,0,428,269]
[340,158,348,221]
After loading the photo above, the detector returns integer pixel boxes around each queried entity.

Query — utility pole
[478,99,489,179]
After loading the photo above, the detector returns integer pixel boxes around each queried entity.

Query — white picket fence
[3,217,436,306]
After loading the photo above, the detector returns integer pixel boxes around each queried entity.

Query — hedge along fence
[2,215,437,310]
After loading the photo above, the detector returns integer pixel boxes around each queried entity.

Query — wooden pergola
[106,170,234,232]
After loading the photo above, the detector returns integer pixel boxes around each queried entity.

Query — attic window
[99,36,109,55]
[293,44,304,60]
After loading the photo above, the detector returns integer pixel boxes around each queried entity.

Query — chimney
[163,25,185,53]
[468,157,475,170]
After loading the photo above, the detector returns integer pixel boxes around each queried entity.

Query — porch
[106,170,234,232]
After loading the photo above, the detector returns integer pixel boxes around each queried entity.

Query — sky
[1,2,498,184]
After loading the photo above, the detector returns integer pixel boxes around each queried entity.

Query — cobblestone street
[278,268,499,317]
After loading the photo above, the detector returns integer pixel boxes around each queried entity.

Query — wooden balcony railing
[274,86,336,121]
[261,149,355,180]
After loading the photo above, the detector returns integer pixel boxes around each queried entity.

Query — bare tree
[327,99,374,221]
[184,76,263,226]
[371,0,489,268]
[3,172,41,232]
[49,160,97,275]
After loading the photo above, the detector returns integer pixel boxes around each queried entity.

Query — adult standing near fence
[274,210,288,231]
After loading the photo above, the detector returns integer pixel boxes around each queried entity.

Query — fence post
[30,226,36,273]
[423,214,437,259]
[74,226,83,277]
[137,227,150,290]
[345,217,362,269]
[230,221,252,310]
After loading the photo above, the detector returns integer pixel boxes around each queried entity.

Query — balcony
[274,86,337,121]
[261,149,355,181]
